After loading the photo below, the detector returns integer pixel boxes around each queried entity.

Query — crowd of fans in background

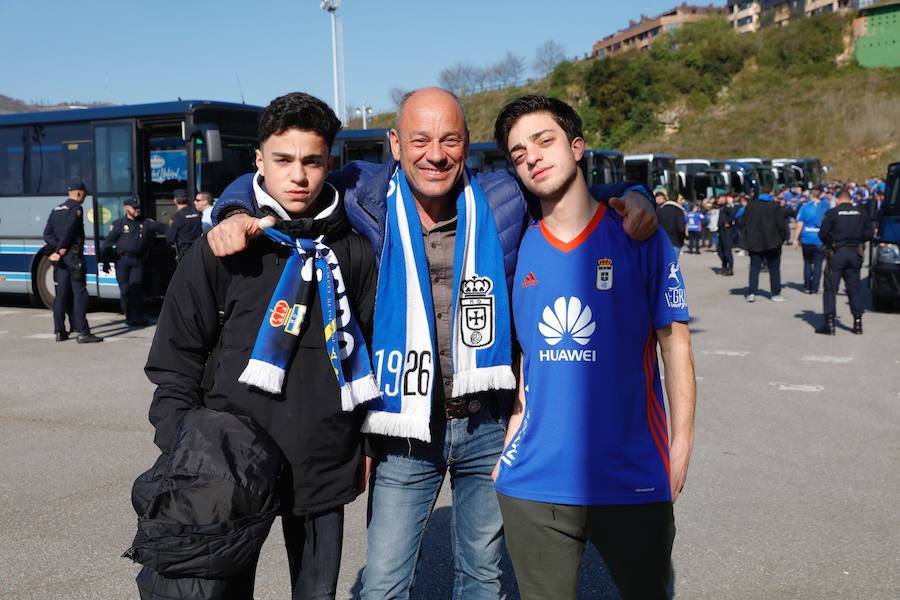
[655,177,887,322]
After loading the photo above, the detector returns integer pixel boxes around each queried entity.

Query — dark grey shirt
[422,216,457,405]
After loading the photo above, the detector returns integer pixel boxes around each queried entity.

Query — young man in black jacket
[143,92,377,599]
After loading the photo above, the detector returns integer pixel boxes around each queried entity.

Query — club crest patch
[596,258,613,290]
[459,274,495,348]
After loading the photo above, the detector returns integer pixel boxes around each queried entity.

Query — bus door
[92,120,136,299]
[138,119,186,296]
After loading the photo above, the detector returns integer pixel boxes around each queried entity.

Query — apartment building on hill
[591,3,725,59]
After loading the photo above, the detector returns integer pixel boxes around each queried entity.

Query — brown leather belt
[444,397,491,419]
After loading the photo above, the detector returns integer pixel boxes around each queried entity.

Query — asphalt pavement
[0,244,897,599]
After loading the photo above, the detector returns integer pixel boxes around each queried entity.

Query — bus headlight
[876,243,900,265]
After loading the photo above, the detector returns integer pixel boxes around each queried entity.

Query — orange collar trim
[539,203,607,253]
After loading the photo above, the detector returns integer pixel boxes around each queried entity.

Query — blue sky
[2,0,689,115]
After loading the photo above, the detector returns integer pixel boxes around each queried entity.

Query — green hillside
[354,13,899,181]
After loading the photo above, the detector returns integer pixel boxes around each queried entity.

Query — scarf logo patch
[269,299,307,336]
[460,274,495,348]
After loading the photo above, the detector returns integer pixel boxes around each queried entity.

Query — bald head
[395,87,467,133]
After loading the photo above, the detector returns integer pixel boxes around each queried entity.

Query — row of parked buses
[330,128,826,203]
[0,97,832,308]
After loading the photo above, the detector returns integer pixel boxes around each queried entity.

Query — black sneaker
[76,333,104,344]
[55,332,69,342]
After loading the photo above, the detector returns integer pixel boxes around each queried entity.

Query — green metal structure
[855,1,900,67]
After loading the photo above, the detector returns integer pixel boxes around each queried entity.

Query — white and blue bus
[0,100,261,307]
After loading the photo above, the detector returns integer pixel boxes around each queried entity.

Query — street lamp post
[320,0,346,123]
[355,102,373,129]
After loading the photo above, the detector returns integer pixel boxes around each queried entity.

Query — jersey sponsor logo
[596,258,613,290]
[521,272,539,288]
[538,297,597,362]
[665,262,687,309]
[460,274,495,348]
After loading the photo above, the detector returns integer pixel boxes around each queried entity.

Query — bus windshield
[192,108,258,198]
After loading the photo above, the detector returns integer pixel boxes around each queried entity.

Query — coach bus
[582,150,624,186]
[0,100,261,307]
[676,159,729,203]
[330,128,392,170]
[773,158,823,190]
[624,154,679,199]
[466,142,513,174]
[870,161,900,311]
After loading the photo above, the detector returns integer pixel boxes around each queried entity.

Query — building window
[737,15,754,26]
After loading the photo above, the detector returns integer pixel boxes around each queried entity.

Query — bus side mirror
[204,127,223,163]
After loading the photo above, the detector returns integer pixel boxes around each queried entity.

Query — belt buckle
[467,399,482,415]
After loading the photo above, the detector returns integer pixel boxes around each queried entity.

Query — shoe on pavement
[55,332,69,342]
[745,294,756,303]
[76,333,104,344]
[771,294,786,302]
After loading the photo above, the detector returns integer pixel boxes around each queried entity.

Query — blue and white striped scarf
[239,228,380,411]
[362,167,515,442]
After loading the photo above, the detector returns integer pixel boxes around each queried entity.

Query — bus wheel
[35,255,56,309]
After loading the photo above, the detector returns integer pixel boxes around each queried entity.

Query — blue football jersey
[496,204,690,505]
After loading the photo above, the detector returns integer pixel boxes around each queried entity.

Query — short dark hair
[493,95,583,155]
[836,189,851,201]
[258,92,342,148]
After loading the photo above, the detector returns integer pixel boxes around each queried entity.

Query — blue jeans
[801,244,824,293]
[361,409,506,600]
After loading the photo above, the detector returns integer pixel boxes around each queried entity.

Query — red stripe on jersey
[643,327,670,475]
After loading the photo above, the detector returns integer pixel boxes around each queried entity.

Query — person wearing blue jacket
[207,87,658,600]
[791,189,830,294]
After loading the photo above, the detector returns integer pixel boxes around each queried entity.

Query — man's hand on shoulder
[610,191,658,241]
[206,213,275,257]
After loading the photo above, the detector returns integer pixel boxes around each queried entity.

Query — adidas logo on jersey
[537,297,597,362]
[521,272,539,287]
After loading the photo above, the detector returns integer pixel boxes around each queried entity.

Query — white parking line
[701,350,750,357]
[25,333,56,339]
[801,356,853,363]
[0,310,22,316]
[768,382,824,392]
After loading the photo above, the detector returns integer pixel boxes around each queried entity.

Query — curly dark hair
[258,92,342,147]
[493,95,583,156]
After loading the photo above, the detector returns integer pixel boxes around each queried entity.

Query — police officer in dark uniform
[42,182,102,343]
[816,189,875,335]
[716,196,736,276]
[100,197,168,326]
[165,189,202,260]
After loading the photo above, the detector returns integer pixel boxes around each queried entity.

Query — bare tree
[439,62,482,96]
[495,52,527,88]
[533,40,566,78]
[389,87,408,109]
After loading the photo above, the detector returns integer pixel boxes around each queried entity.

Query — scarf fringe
[451,365,517,398]
[238,359,285,394]
[361,411,431,443]
[340,374,382,411]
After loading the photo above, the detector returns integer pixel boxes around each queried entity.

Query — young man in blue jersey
[491,96,696,600]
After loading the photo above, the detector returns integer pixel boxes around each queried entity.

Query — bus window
[193,109,258,199]
[344,141,385,165]
[94,122,134,239]
[0,127,26,195]
[151,135,188,225]
[28,123,93,195]
[625,162,649,186]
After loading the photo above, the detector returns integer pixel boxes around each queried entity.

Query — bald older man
[207,88,657,599]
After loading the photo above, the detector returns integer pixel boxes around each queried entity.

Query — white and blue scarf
[362,167,515,442]
[238,228,380,412]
